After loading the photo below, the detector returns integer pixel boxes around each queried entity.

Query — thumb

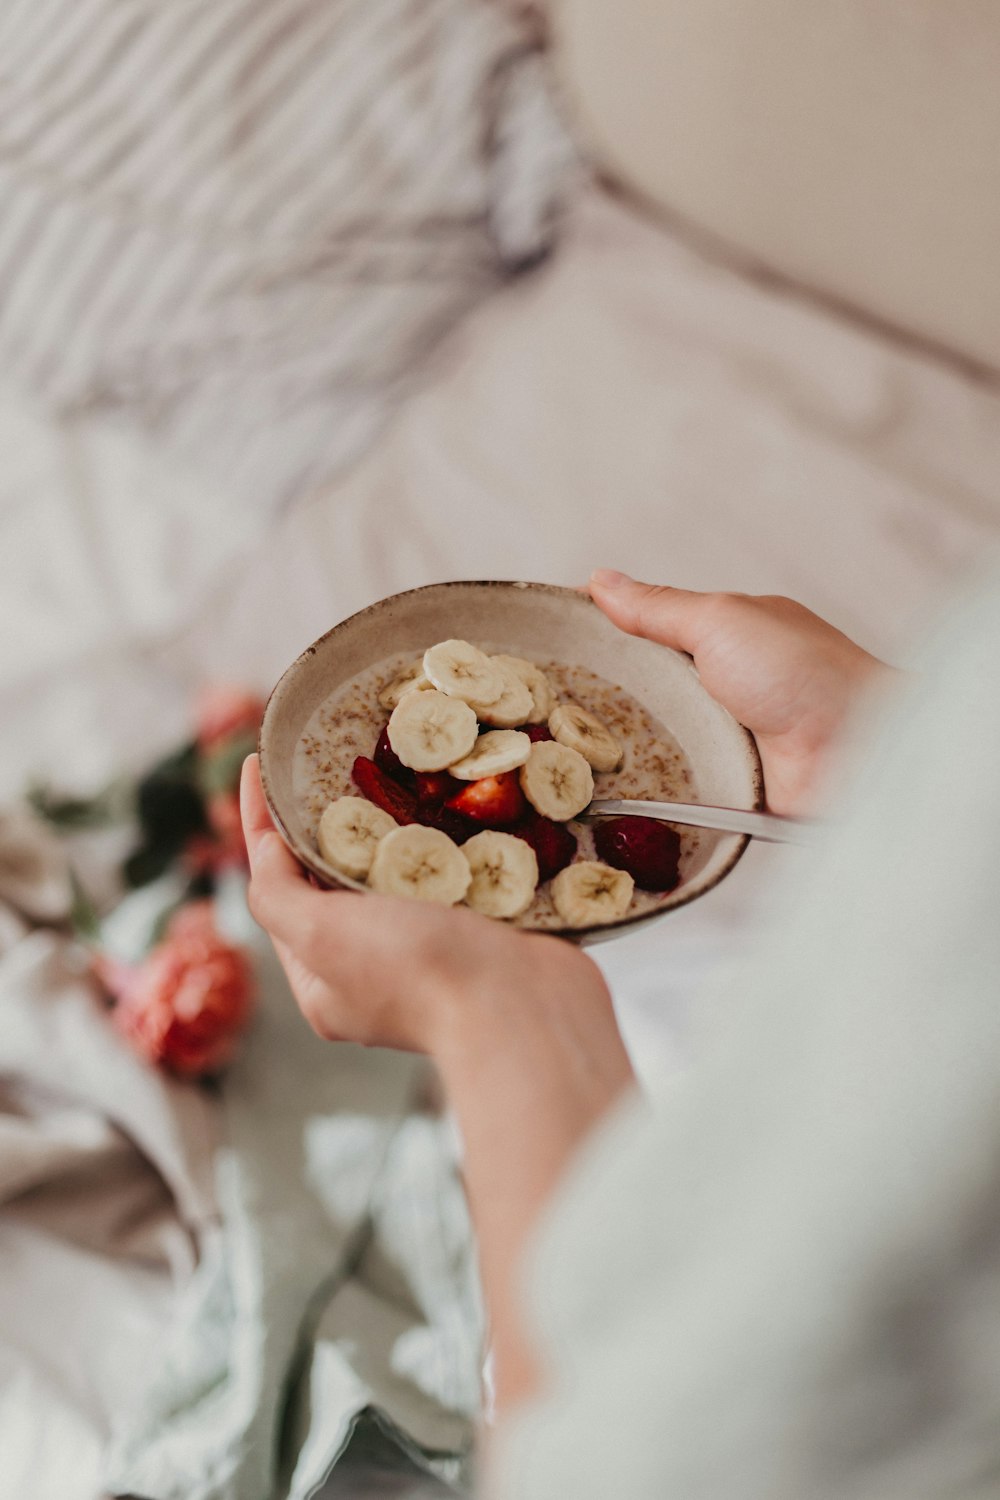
[588,570,706,655]
[240,753,301,874]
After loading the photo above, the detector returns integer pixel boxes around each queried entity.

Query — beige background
[554,0,1000,371]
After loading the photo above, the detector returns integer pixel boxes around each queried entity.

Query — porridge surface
[294,647,701,928]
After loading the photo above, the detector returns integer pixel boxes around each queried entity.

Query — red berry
[352,756,418,825]
[419,805,475,845]
[592,816,682,892]
[373,725,414,787]
[413,773,473,840]
[414,770,462,807]
[512,813,578,882]
[446,771,527,828]
[523,724,553,743]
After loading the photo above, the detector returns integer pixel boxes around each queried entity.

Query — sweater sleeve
[491,579,1000,1500]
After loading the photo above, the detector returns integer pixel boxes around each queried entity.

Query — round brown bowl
[259,581,763,944]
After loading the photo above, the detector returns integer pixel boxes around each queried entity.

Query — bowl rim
[258,580,765,942]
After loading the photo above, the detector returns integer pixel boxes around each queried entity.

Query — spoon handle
[585,798,818,846]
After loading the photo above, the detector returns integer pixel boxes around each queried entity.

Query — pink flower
[100,902,254,1078]
[195,686,265,753]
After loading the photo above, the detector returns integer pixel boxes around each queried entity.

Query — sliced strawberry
[414,771,469,840]
[352,756,418,825]
[593,816,682,892]
[513,813,577,882]
[523,724,553,743]
[414,770,462,808]
[373,725,414,787]
[419,805,475,845]
[446,771,527,828]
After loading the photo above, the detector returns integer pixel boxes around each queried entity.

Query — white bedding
[0,0,573,524]
[4,185,1000,1495]
[7,191,1000,797]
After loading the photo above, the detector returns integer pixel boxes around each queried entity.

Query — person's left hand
[239,754,598,1057]
[241,752,635,1410]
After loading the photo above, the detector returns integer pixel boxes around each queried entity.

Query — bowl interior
[259,581,763,942]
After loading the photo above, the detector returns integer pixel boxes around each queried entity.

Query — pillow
[552,0,1000,373]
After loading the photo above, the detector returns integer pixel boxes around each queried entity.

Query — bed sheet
[7,189,1000,790]
[4,185,1000,1494]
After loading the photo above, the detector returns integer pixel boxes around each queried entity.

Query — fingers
[240,756,328,947]
[240,754,278,865]
[588,570,707,655]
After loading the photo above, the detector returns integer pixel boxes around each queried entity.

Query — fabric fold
[0,824,483,1500]
[104,884,481,1500]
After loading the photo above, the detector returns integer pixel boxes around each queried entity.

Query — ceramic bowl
[258,581,764,944]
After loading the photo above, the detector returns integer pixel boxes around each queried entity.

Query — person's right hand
[589,570,891,818]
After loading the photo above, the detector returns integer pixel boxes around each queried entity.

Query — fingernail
[590,568,631,590]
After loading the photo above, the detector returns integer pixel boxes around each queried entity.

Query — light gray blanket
[0,825,483,1500]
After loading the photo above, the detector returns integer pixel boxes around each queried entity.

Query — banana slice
[548,703,624,772]
[377,660,431,712]
[552,860,634,928]
[462,831,538,919]
[388,689,478,771]
[317,796,396,880]
[491,655,554,724]
[519,741,594,821]
[369,825,472,905]
[423,639,504,706]
[448,729,531,780]
[470,658,534,727]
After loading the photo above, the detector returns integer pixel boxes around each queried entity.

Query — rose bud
[195,686,266,753]
[104,902,253,1078]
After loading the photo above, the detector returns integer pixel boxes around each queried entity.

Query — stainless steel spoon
[583,798,818,846]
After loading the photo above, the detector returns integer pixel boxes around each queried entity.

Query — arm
[241,575,890,1414]
[241,759,633,1410]
[487,583,1000,1500]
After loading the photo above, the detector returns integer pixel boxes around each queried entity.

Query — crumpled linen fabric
[0,822,484,1500]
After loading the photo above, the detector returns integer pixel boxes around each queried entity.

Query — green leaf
[148,740,199,780]
[123,843,176,890]
[197,732,258,798]
[27,777,133,830]
[68,869,101,942]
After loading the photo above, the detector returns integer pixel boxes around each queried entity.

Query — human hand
[241,752,634,1409]
[589,570,890,817]
[239,755,623,1072]
[240,752,546,1054]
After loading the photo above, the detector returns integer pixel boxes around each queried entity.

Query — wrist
[430,933,574,1066]
[419,932,635,1418]
[763,650,896,818]
[430,933,635,1122]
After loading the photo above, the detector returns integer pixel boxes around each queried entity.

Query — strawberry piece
[523,724,553,743]
[414,771,472,842]
[419,805,475,845]
[352,756,418,825]
[373,725,414,787]
[513,813,577,882]
[592,816,682,892]
[446,771,526,828]
[414,770,462,808]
